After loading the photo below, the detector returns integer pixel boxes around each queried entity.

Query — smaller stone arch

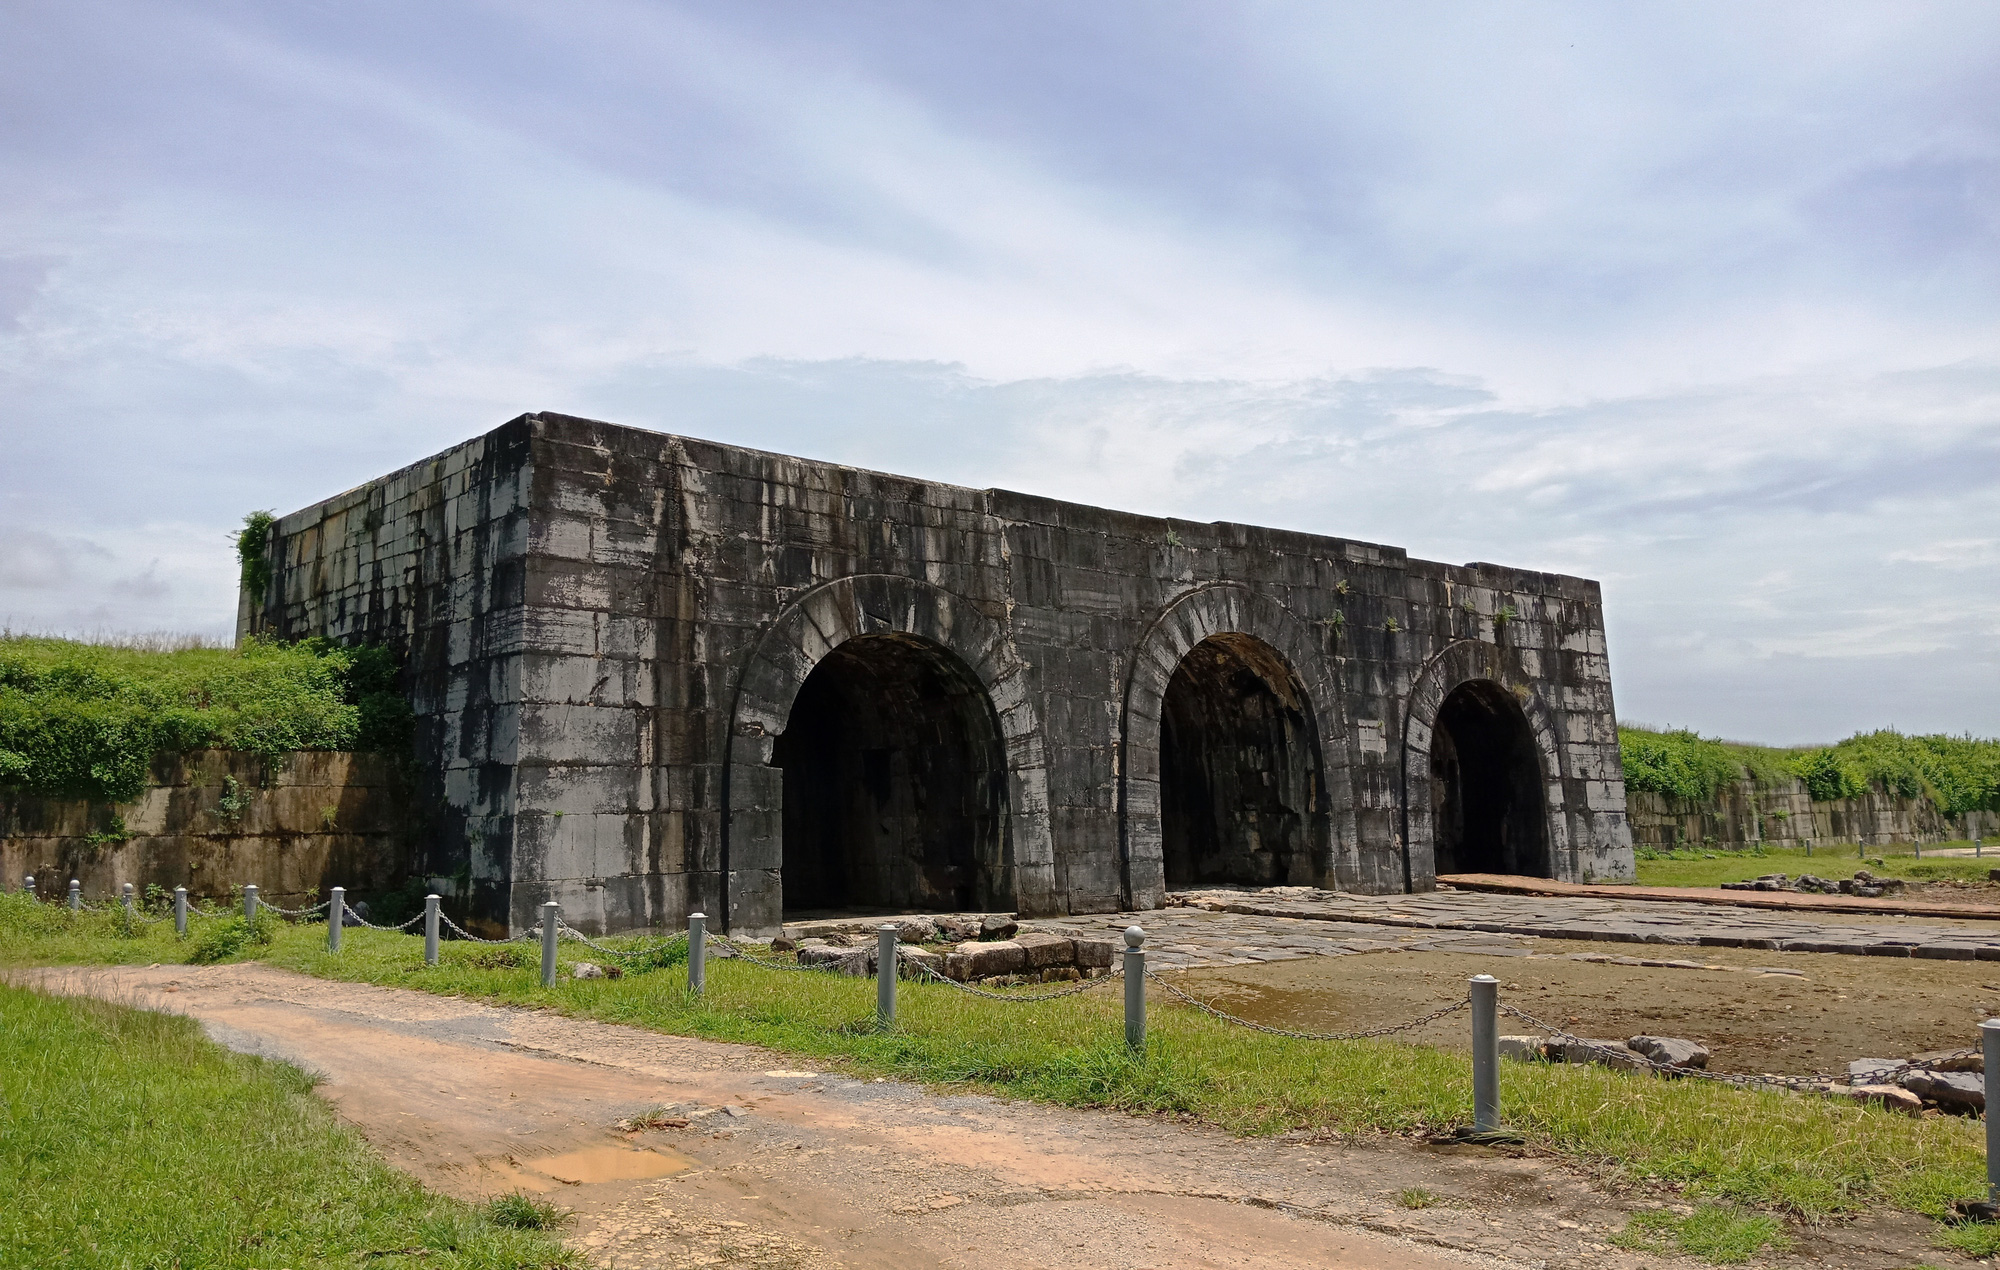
[1401,640,1572,887]
[1119,583,1353,909]
[722,575,1054,933]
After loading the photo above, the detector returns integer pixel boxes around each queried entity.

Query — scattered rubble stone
[1626,1036,1710,1069]
[1902,1069,1985,1112]
[1499,1036,1550,1062]
[980,915,1020,940]
[1550,1038,1646,1071]
[1828,1084,1924,1116]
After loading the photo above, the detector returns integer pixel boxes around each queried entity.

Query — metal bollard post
[540,901,559,988]
[1977,832,1984,859]
[22,875,32,898]
[69,879,81,911]
[424,894,440,966]
[1986,1018,2000,1202]
[877,924,899,1030]
[1915,840,1922,861]
[243,884,258,921]
[688,912,706,995]
[122,883,134,934]
[1124,926,1146,1053]
[174,887,188,936]
[328,887,344,953]
[1471,974,1500,1134]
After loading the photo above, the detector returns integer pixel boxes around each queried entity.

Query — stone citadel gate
[244,413,1635,934]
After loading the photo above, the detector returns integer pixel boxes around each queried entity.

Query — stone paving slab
[1022,885,2000,971]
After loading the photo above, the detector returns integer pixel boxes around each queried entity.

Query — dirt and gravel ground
[18,962,1974,1270]
[1181,936,2000,1078]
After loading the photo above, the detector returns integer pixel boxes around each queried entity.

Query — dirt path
[20,964,1961,1270]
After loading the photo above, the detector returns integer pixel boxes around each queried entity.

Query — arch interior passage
[771,633,1010,915]
[1160,632,1320,888]
[1429,680,1550,877]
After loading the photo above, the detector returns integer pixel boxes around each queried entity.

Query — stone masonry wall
[252,412,1636,935]
[0,749,417,908]
[1627,781,1985,851]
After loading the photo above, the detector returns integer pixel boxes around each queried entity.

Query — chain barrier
[258,899,332,919]
[708,933,847,975]
[907,957,1124,1002]
[1146,968,1472,1040]
[556,922,688,963]
[336,903,426,933]
[437,912,537,945]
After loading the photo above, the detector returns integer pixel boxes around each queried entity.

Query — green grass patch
[1611,1203,1791,1263]
[0,978,580,1269]
[1634,843,1991,889]
[3,893,1993,1228]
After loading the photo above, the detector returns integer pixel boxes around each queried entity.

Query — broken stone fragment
[980,914,1020,940]
[1848,1058,1901,1086]
[1499,1036,1550,1062]
[1626,1036,1710,1069]
[572,962,606,980]
[893,917,939,944]
[1902,1069,1984,1111]
[1910,1049,1984,1074]
[770,934,797,952]
[1551,1039,1645,1071]
[1827,1084,1924,1116]
[799,944,876,976]
[935,916,982,941]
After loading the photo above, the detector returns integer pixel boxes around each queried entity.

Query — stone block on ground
[799,943,876,976]
[894,917,939,944]
[1902,1069,1985,1111]
[1015,930,1075,969]
[896,946,944,978]
[1072,937,1116,970]
[945,939,1027,981]
[936,916,982,941]
[980,914,1020,940]
[1626,1035,1710,1069]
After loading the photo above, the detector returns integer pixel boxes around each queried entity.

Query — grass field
[1633,841,1993,889]
[4,892,1995,1252]
[0,976,579,1268]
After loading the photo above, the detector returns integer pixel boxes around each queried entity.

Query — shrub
[0,634,412,802]
[187,914,277,963]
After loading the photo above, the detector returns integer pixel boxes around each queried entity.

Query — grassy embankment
[1634,842,1992,890]
[6,895,1997,1258]
[1619,725,1999,822]
[0,976,578,1268]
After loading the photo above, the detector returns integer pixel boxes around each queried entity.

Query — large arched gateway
[1159,633,1320,888]
[1427,679,1549,877]
[772,632,1008,914]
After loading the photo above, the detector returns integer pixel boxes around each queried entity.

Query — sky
[2,1,1997,743]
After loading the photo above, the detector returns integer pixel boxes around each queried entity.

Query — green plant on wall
[213,776,248,825]
[234,510,277,602]
[1384,617,1400,633]
[1494,604,1518,625]
[1163,527,1183,548]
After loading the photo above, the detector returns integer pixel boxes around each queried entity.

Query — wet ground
[1175,937,2000,1077]
[23,963,1968,1270]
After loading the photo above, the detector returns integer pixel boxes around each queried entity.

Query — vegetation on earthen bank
[1619,725,2000,815]
[0,634,412,802]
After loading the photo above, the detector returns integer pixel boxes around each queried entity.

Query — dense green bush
[0,636,413,802]
[1620,725,1999,814]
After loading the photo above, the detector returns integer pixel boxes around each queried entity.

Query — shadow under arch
[1119,583,1354,909]
[1401,640,1572,888]
[722,575,1055,933]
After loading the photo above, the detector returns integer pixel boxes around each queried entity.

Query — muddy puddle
[484,1142,693,1192]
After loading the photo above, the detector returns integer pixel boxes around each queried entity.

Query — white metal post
[540,901,559,987]
[328,887,344,953]
[174,886,188,936]
[877,925,899,1029]
[688,912,706,994]
[243,884,258,921]
[1471,975,1500,1133]
[424,894,440,965]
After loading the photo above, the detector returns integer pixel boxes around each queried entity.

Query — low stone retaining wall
[1626,781,1988,851]
[0,749,421,908]
[772,912,1119,983]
